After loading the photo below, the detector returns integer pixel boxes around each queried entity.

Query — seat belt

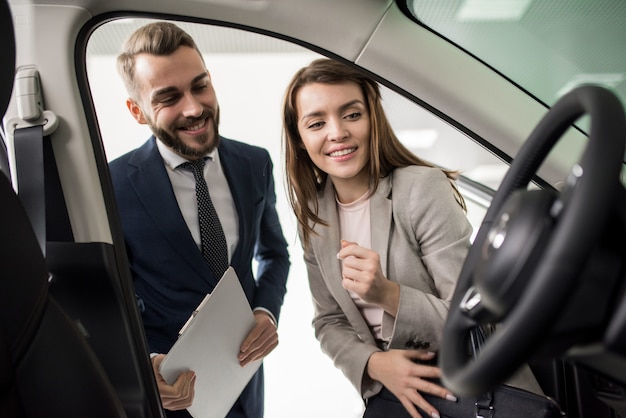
[8,66,73,256]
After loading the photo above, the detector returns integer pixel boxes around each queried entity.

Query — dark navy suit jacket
[109,136,290,418]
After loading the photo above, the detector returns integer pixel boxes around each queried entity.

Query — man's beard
[149,108,220,159]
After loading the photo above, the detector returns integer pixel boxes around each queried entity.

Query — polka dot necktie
[180,159,229,278]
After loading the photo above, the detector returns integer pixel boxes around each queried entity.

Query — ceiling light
[464,164,509,187]
[456,0,533,22]
[397,129,438,149]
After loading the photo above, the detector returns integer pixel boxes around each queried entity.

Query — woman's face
[296,81,371,199]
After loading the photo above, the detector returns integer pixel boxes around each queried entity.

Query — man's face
[126,46,220,159]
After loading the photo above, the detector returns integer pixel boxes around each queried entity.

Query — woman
[282,58,473,418]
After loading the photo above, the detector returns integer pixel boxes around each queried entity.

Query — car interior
[1,0,625,417]
[441,83,626,416]
[0,1,161,417]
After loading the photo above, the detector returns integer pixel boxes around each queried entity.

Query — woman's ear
[126,98,147,124]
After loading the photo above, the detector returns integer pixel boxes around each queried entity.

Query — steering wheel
[440,85,626,396]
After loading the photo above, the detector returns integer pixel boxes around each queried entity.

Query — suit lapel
[218,138,251,270]
[127,137,217,286]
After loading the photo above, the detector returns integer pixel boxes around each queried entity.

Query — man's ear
[126,98,147,124]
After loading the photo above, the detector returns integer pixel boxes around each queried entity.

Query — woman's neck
[332,177,370,204]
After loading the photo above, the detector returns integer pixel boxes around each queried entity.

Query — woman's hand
[337,240,400,316]
[366,350,457,418]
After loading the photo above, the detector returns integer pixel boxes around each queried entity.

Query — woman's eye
[345,112,361,120]
[308,121,324,129]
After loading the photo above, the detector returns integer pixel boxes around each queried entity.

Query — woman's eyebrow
[338,99,364,112]
[300,99,364,122]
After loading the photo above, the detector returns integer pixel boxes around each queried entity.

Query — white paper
[160,267,261,418]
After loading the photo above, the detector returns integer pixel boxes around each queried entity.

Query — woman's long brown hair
[282,58,465,248]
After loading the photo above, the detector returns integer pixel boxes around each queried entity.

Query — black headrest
[0,0,16,117]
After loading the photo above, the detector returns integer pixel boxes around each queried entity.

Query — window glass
[86,18,502,417]
[403,0,626,188]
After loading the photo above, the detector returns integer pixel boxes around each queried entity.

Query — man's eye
[158,95,179,106]
[193,84,208,92]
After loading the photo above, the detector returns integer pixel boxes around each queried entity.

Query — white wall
[88,52,365,418]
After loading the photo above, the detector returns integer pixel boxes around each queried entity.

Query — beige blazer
[303,166,473,397]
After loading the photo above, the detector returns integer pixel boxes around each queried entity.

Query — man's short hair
[117,21,204,98]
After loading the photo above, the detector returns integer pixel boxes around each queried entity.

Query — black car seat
[0,0,126,416]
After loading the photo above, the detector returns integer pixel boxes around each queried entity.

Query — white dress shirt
[156,139,239,261]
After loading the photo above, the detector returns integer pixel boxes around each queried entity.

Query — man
[109,21,290,418]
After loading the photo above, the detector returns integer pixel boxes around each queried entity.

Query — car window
[85,17,507,417]
[401,0,626,187]
[402,0,626,111]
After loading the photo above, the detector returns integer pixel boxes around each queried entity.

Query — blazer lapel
[127,138,217,286]
[370,174,393,276]
[312,180,372,340]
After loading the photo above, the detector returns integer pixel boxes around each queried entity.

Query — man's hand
[151,354,196,411]
[238,310,279,367]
